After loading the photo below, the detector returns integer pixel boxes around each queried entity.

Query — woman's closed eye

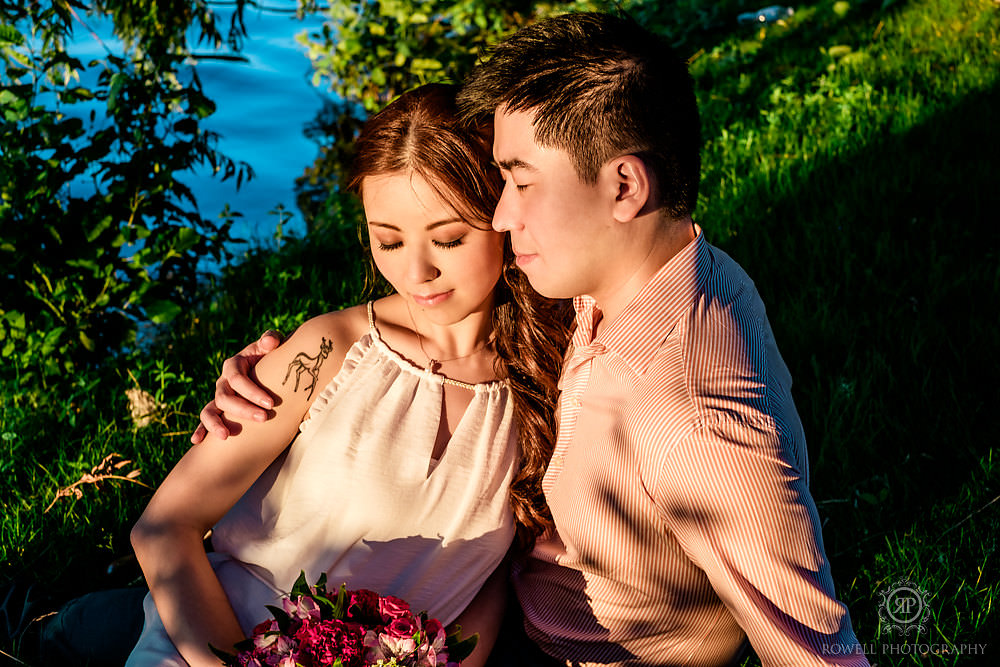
[433,237,464,249]
[376,240,403,251]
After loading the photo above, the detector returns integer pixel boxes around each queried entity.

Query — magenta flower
[378,595,411,622]
[347,589,381,625]
[223,575,476,667]
[385,614,419,640]
[295,618,365,667]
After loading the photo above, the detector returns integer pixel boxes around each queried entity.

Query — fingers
[198,399,232,440]
[259,329,284,352]
[204,329,281,439]
[223,371,273,415]
[190,423,208,445]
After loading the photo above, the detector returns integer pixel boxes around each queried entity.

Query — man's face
[491,107,616,300]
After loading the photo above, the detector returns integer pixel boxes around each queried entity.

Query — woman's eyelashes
[375,236,465,251]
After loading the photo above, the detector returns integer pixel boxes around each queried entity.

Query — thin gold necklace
[406,302,492,373]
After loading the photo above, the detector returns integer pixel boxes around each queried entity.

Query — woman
[126,83,570,666]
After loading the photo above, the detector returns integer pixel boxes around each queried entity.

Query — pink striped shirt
[513,227,867,666]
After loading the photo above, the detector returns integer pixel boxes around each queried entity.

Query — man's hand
[190,330,284,444]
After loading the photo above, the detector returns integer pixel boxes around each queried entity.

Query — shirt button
[571,397,583,408]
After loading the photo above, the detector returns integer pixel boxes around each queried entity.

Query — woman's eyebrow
[425,218,466,231]
[366,218,465,231]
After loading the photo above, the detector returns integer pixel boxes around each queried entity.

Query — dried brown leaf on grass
[125,386,167,428]
[44,452,151,513]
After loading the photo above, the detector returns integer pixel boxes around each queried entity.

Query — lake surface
[69,2,329,244]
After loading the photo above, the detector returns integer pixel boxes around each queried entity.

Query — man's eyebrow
[367,218,466,231]
[496,158,538,172]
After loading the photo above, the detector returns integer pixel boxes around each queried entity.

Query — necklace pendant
[428,359,440,373]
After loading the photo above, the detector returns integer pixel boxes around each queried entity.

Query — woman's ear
[608,155,652,222]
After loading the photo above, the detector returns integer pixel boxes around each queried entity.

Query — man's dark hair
[458,12,701,219]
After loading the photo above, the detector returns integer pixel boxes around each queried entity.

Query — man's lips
[514,252,538,268]
[412,290,454,307]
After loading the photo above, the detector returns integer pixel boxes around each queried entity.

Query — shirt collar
[573,225,712,376]
[570,295,603,349]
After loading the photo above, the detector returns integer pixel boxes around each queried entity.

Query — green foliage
[297,0,533,112]
[823,450,998,667]
[0,2,253,400]
[294,0,772,117]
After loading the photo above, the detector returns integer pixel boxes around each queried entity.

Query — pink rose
[378,595,412,621]
[386,615,419,639]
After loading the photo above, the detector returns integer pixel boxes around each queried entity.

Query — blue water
[68,2,330,245]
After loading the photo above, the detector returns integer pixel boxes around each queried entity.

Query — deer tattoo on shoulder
[283,337,333,399]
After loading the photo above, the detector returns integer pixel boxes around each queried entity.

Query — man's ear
[608,155,652,222]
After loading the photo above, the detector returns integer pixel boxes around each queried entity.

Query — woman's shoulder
[294,304,371,348]
[250,305,374,413]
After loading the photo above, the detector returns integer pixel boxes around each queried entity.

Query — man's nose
[492,186,522,233]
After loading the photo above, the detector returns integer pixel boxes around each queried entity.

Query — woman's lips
[412,290,454,307]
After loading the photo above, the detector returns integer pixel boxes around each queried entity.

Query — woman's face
[362,171,505,324]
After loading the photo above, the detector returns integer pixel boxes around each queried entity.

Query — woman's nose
[408,250,440,283]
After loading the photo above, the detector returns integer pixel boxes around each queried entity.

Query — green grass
[2,0,998,663]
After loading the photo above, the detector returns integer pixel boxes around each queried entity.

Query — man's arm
[656,423,868,667]
[191,329,284,444]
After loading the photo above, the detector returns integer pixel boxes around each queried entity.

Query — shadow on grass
[706,80,999,575]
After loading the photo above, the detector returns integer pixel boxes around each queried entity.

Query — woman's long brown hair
[347,83,572,551]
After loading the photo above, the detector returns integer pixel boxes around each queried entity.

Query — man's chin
[519,271,576,301]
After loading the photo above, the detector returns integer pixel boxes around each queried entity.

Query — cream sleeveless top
[127,305,518,665]
[210,302,518,623]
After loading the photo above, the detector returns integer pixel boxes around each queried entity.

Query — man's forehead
[493,106,541,159]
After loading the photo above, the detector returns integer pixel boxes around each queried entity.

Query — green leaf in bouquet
[315,586,338,618]
[314,571,329,596]
[265,604,293,634]
[330,582,348,618]
[446,625,480,663]
[291,570,312,598]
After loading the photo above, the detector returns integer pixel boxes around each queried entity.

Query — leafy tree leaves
[0,1,253,402]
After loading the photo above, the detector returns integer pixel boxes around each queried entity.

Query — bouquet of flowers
[214,572,478,667]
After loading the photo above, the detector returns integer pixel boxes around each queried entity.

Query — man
[198,13,867,667]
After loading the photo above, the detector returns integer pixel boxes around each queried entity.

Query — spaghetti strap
[366,301,377,333]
